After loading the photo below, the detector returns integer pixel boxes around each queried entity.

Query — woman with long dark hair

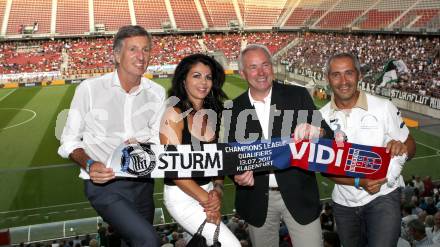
[160,54,240,246]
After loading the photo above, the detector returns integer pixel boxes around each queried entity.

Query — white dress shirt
[248,88,278,188]
[58,71,166,179]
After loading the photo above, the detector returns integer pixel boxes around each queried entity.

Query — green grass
[0,75,439,230]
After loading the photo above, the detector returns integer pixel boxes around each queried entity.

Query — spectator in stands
[323,231,341,247]
[423,176,435,197]
[281,33,440,99]
[408,219,436,246]
[426,215,435,228]
[240,239,250,247]
[415,176,426,195]
[402,204,419,241]
[413,196,425,215]
[80,234,91,246]
[107,226,121,247]
[97,223,107,247]
[160,237,173,247]
[397,237,411,247]
[58,25,164,247]
[89,239,98,247]
[226,216,239,233]
[431,212,440,243]
[226,44,333,247]
[174,233,186,247]
[403,181,416,204]
[234,220,250,243]
[320,52,416,247]
[72,236,81,246]
[426,197,438,215]
[320,203,335,232]
[160,54,240,246]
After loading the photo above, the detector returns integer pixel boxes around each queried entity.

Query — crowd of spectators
[318,175,440,247]
[1,32,439,98]
[280,32,440,98]
[203,32,295,60]
[65,38,113,72]
[15,175,440,247]
[204,33,242,60]
[399,175,440,246]
[0,32,294,82]
[0,40,63,74]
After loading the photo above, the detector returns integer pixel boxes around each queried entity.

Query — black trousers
[84,178,160,247]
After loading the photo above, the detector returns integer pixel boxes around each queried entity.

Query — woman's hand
[205,209,221,225]
[200,190,222,212]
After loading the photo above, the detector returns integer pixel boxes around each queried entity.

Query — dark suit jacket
[224,81,333,226]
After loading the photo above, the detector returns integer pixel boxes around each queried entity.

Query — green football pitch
[0,74,439,230]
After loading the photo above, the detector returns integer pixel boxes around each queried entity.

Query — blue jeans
[333,188,401,247]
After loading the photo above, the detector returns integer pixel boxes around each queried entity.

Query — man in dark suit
[223,44,333,247]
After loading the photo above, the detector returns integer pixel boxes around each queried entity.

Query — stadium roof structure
[0,0,439,39]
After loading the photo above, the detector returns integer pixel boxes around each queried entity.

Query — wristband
[354,177,360,189]
[86,159,95,173]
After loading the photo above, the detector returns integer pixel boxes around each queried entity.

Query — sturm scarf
[107,138,390,179]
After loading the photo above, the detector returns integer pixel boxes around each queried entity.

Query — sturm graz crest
[121,143,156,176]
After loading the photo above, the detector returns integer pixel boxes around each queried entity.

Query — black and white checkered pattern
[108,143,223,178]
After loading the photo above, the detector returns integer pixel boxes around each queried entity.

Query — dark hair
[408,219,426,234]
[325,52,361,76]
[169,53,227,115]
[113,25,152,67]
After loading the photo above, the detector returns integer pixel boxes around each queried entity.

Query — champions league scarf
[106,138,391,179]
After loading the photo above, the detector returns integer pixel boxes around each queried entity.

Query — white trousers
[164,182,241,247]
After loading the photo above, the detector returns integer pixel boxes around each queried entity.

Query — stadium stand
[317,10,362,29]
[315,0,373,29]
[284,0,334,28]
[93,0,132,32]
[201,0,236,28]
[356,0,416,29]
[0,0,6,28]
[236,0,245,26]
[65,37,113,72]
[0,0,439,35]
[7,0,51,35]
[169,0,204,30]
[133,0,171,31]
[56,0,89,35]
[10,176,440,246]
[393,0,440,29]
[242,0,288,27]
[149,34,203,65]
[1,1,440,245]
[203,33,242,60]
[244,32,294,54]
[0,32,438,95]
[0,40,63,74]
[202,32,294,60]
[280,33,440,97]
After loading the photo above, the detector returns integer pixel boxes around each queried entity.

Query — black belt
[269,187,280,191]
